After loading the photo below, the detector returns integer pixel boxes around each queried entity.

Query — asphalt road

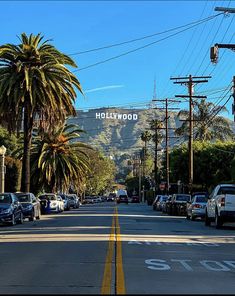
[0,201,235,294]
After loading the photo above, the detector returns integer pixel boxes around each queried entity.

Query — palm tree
[0,33,82,192]
[175,99,233,141]
[140,131,152,176]
[30,123,92,193]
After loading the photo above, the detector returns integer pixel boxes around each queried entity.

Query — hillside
[67,107,181,155]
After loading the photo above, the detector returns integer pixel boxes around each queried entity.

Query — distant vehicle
[116,194,128,204]
[59,194,71,211]
[38,193,61,213]
[156,195,168,211]
[117,189,128,197]
[130,195,140,203]
[0,193,24,225]
[186,194,208,220]
[15,192,41,221]
[205,184,235,228]
[152,195,161,211]
[67,194,80,208]
[83,196,94,204]
[171,194,191,216]
[56,195,64,212]
[165,195,174,214]
[107,193,116,202]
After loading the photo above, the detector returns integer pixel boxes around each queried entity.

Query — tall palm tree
[30,123,92,193]
[175,99,233,141]
[140,130,152,176]
[0,33,82,192]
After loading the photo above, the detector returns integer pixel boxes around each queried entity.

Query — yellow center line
[101,211,115,294]
[115,206,126,295]
[101,206,126,294]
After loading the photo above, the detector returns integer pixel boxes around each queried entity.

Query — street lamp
[0,145,6,193]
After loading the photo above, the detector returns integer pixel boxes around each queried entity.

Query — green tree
[175,99,233,141]
[30,123,91,193]
[0,33,82,192]
[85,151,116,195]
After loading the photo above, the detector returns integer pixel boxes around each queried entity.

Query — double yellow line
[101,206,126,294]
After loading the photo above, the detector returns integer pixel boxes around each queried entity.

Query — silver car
[186,194,208,220]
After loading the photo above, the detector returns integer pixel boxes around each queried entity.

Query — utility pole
[171,75,211,194]
[152,98,180,194]
[138,151,142,202]
[233,76,235,122]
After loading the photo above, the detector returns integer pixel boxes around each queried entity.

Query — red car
[131,196,140,203]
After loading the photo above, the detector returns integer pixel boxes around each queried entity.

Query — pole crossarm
[175,95,207,99]
[171,74,211,194]
[214,7,235,13]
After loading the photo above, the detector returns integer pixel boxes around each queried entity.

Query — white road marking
[145,259,235,272]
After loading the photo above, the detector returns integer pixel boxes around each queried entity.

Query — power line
[68,13,223,56]
[73,13,223,72]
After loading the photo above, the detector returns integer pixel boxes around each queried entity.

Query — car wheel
[215,210,223,229]
[191,214,195,221]
[205,211,211,226]
[10,214,16,226]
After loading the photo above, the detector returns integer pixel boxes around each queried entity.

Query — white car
[205,184,235,228]
[56,195,64,212]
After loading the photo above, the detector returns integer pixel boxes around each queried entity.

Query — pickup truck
[205,184,235,228]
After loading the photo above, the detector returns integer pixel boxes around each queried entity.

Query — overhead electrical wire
[73,13,223,73]
[68,13,223,56]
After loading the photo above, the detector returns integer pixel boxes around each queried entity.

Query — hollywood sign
[95,112,138,120]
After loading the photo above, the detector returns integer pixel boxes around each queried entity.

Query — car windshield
[0,194,11,204]
[176,195,191,201]
[38,195,57,201]
[195,195,207,203]
[16,195,31,202]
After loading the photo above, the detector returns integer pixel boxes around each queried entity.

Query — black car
[0,193,24,225]
[171,194,191,216]
[116,195,128,204]
[15,192,41,221]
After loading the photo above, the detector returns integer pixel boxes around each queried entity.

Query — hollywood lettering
[95,112,138,120]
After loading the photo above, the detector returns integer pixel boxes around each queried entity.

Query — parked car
[67,194,80,208]
[205,184,235,228]
[186,194,208,220]
[170,194,191,216]
[0,193,24,225]
[15,192,41,221]
[116,194,128,204]
[56,195,64,212]
[38,193,62,214]
[165,195,174,214]
[107,194,115,202]
[59,194,71,211]
[152,195,161,211]
[83,196,94,204]
[130,195,140,203]
[156,195,168,211]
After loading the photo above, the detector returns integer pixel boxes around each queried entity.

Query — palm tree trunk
[21,108,33,192]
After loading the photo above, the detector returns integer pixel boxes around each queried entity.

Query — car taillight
[193,204,202,208]
[221,197,225,207]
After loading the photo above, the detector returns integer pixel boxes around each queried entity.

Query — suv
[205,184,235,228]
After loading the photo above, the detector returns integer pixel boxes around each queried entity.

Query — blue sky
[1,0,235,119]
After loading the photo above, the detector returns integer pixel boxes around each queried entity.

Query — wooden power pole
[170,75,211,194]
